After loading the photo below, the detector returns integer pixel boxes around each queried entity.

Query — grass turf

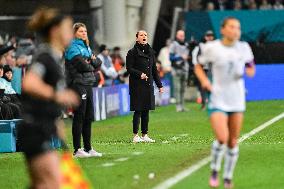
[0,100,283,189]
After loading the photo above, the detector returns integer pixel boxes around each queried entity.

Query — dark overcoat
[126,44,163,111]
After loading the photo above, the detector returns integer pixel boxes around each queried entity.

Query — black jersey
[22,44,66,121]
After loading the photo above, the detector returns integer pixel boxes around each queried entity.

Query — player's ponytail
[28,7,67,41]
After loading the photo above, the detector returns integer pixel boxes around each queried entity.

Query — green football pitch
[0,101,283,189]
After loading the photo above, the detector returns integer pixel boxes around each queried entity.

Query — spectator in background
[246,0,258,9]
[274,0,284,9]
[216,0,227,10]
[158,39,175,102]
[0,64,15,119]
[259,0,272,9]
[3,49,16,67]
[111,46,125,73]
[234,0,243,10]
[0,65,21,119]
[206,2,216,10]
[97,44,118,86]
[0,65,17,95]
[156,60,165,79]
[0,44,16,65]
[15,33,36,66]
[11,55,28,94]
[92,56,104,88]
[111,46,128,84]
[0,43,27,94]
[187,0,202,10]
[170,30,190,112]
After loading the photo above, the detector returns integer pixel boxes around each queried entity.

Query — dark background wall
[0,0,96,46]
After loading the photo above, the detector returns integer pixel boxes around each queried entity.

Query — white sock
[223,146,239,180]
[210,140,226,172]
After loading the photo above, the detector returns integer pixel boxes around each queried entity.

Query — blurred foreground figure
[18,7,79,189]
[195,17,255,188]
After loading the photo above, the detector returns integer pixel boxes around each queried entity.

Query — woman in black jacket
[65,23,102,158]
[126,30,164,143]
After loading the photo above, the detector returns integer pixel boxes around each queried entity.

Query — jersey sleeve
[243,42,254,64]
[29,53,52,79]
[197,43,213,66]
[29,61,47,79]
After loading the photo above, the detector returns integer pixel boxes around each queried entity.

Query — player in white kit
[195,17,255,188]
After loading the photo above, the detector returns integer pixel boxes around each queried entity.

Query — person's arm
[91,55,102,70]
[245,60,256,77]
[22,71,55,100]
[65,46,94,73]
[194,64,212,91]
[194,43,212,91]
[126,50,143,79]
[244,43,256,78]
[23,61,78,106]
[69,55,94,72]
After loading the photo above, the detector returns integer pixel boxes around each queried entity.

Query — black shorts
[17,119,57,160]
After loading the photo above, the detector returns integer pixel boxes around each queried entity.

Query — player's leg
[72,86,90,157]
[141,110,149,136]
[141,110,155,142]
[82,86,93,152]
[173,73,182,112]
[209,111,229,187]
[133,111,143,143]
[180,72,188,111]
[27,151,60,189]
[223,113,243,188]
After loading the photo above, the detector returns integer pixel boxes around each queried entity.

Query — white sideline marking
[114,157,129,162]
[132,151,144,156]
[101,162,115,167]
[153,112,284,189]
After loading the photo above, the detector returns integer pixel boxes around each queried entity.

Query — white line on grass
[101,162,116,167]
[114,157,129,162]
[153,112,284,189]
[132,151,144,156]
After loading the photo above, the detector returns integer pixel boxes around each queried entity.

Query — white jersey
[198,40,254,112]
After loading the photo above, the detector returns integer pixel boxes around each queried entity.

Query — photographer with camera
[169,30,190,112]
[65,22,102,158]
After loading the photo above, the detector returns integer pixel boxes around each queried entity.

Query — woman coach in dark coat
[126,30,164,143]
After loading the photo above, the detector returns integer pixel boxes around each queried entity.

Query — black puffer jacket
[65,55,101,86]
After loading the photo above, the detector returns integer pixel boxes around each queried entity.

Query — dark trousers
[133,110,149,134]
[197,70,209,107]
[72,85,94,152]
[197,84,208,106]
